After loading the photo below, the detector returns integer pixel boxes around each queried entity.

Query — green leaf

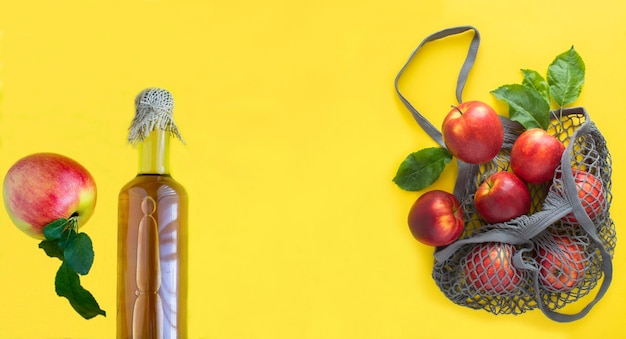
[491,84,551,130]
[392,147,453,191]
[55,261,106,319]
[43,218,68,240]
[521,69,550,105]
[38,239,64,260]
[64,233,94,275]
[547,46,585,107]
[58,227,76,249]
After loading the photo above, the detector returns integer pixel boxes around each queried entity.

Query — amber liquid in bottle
[117,129,188,339]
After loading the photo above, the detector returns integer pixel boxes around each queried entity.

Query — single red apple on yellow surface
[474,171,531,224]
[510,128,565,184]
[407,190,464,247]
[562,170,605,223]
[537,234,586,292]
[464,242,522,295]
[441,101,504,164]
[3,153,97,239]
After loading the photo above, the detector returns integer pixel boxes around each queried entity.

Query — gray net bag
[394,26,615,322]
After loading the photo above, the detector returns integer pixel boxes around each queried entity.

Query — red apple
[474,171,531,224]
[3,153,97,239]
[510,128,565,184]
[464,242,522,295]
[562,170,605,223]
[442,101,504,164]
[407,190,464,247]
[537,234,585,291]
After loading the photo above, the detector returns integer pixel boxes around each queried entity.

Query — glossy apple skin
[3,153,97,239]
[537,234,585,291]
[407,190,464,247]
[464,242,522,295]
[563,170,605,223]
[442,101,504,164]
[510,128,565,184]
[474,171,531,224]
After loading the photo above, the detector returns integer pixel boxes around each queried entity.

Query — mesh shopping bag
[394,26,615,322]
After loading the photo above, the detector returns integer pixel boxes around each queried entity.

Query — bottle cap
[128,88,185,145]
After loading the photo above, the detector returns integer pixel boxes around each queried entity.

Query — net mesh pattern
[432,107,615,317]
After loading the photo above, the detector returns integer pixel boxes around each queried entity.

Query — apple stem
[451,105,463,115]
[67,215,79,233]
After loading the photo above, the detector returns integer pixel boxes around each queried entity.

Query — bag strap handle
[393,25,480,147]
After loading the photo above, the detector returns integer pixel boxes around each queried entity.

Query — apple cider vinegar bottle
[117,88,188,339]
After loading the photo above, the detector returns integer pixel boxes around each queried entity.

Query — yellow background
[0,0,625,338]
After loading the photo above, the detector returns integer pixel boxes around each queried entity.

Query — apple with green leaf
[3,152,97,240]
[442,100,504,164]
[2,152,105,319]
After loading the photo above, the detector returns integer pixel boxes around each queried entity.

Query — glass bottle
[117,88,188,339]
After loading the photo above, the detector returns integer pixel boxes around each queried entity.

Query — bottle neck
[138,129,171,175]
